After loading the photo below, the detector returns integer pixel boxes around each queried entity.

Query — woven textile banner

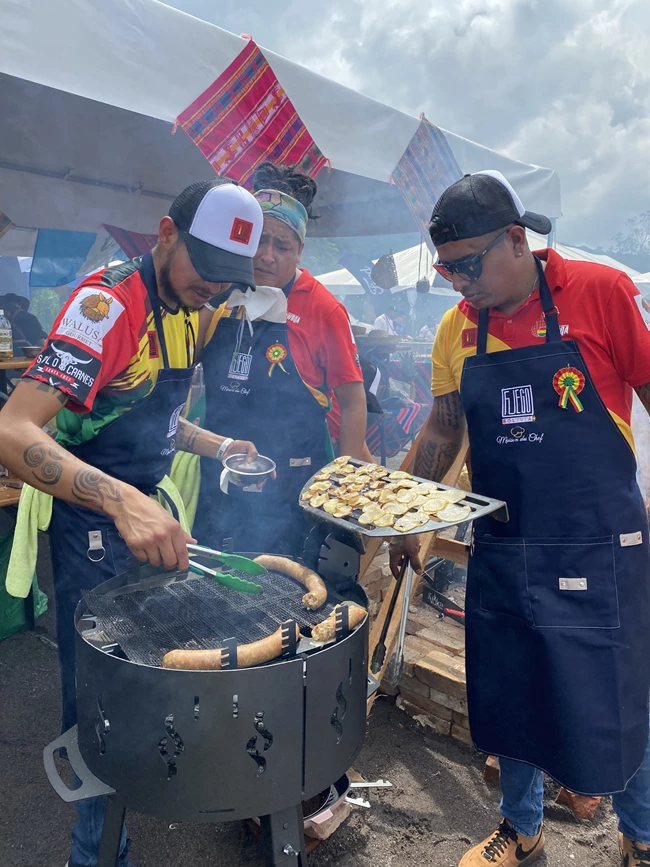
[392,117,462,254]
[102,225,158,260]
[176,39,327,187]
[77,228,122,277]
[0,210,15,241]
[30,229,96,288]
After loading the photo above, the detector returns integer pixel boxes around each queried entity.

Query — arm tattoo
[72,468,124,510]
[176,417,201,453]
[434,392,462,430]
[35,381,68,405]
[23,441,66,486]
[413,392,465,482]
[414,441,459,482]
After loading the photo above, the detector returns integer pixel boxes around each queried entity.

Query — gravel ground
[0,538,621,867]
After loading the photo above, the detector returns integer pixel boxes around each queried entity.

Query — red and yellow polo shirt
[431,248,650,449]
[24,259,198,446]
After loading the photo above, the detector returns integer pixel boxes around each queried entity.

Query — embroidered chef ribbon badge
[266,343,289,377]
[553,367,585,412]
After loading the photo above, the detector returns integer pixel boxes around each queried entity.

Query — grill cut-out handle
[43,726,116,803]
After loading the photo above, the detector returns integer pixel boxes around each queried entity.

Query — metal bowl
[223,452,276,486]
[21,346,43,359]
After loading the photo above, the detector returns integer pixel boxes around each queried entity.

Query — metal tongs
[186,544,265,595]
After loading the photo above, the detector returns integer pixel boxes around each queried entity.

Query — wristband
[216,438,234,462]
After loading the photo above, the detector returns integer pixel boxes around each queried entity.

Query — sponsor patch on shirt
[54,287,125,354]
[462,328,477,348]
[31,340,102,404]
[531,314,569,338]
[148,330,159,359]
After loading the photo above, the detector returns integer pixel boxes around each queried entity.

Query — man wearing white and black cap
[391,170,650,866]
[0,177,264,867]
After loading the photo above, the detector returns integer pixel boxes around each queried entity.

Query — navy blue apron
[460,258,650,795]
[195,287,332,556]
[51,252,196,730]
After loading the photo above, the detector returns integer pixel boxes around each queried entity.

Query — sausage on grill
[253,555,328,610]
[312,604,367,643]
[161,622,301,671]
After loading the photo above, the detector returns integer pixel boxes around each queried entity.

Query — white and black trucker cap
[169,179,263,289]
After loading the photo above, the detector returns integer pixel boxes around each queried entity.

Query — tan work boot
[620,833,650,865]
[459,819,544,865]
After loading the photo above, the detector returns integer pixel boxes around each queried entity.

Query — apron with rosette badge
[460,258,650,795]
[196,285,333,556]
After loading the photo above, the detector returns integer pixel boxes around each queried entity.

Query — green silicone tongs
[186,544,265,594]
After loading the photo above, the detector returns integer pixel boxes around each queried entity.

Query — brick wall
[361,558,470,745]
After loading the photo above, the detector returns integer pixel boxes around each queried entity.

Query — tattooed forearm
[414,441,459,482]
[23,441,66,486]
[175,417,201,453]
[35,381,68,406]
[413,391,466,482]
[434,391,463,431]
[175,417,228,458]
[72,468,124,510]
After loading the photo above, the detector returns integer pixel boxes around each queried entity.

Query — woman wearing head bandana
[194,163,370,556]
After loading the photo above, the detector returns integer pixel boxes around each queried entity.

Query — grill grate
[81,568,337,667]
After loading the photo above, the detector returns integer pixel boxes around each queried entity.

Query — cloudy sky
[162,0,649,249]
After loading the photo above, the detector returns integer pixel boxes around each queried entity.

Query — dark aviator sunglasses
[433,227,510,282]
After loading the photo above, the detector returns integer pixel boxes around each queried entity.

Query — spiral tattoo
[23,442,66,486]
[24,443,47,468]
[72,468,124,510]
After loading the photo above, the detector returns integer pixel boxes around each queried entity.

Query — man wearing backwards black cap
[0,178,264,867]
[391,170,650,867]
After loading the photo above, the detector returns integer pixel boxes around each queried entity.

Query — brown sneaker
[459,820,544,865]
[620,833,650,865]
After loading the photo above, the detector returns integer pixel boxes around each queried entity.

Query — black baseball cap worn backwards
[429,170,552,247]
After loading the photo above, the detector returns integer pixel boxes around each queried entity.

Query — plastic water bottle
[0,310,13,360]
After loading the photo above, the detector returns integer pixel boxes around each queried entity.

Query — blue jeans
[50,501,132,866]
[500,715,650,843]
[70,778,131,867]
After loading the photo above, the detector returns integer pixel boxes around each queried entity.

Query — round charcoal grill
[44,548,370,867]
[78,563,349,667]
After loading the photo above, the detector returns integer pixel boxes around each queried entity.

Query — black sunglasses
[433,227,510,282]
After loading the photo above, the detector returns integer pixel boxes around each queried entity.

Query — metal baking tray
[299,460,508,538]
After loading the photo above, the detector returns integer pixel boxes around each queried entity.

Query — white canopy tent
[317,231,642,296]
[317,244,454,297]
[633,272,650,287]
[0,0,561,252]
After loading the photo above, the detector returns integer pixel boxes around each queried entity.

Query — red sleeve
[604,275,650,388]
[23,282,134,412]
[318,303,363,391]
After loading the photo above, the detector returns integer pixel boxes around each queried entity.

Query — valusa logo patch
[80,292,113,322]
[55,288,125,353]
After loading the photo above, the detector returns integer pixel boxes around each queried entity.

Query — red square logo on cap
[230,217,254,245]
